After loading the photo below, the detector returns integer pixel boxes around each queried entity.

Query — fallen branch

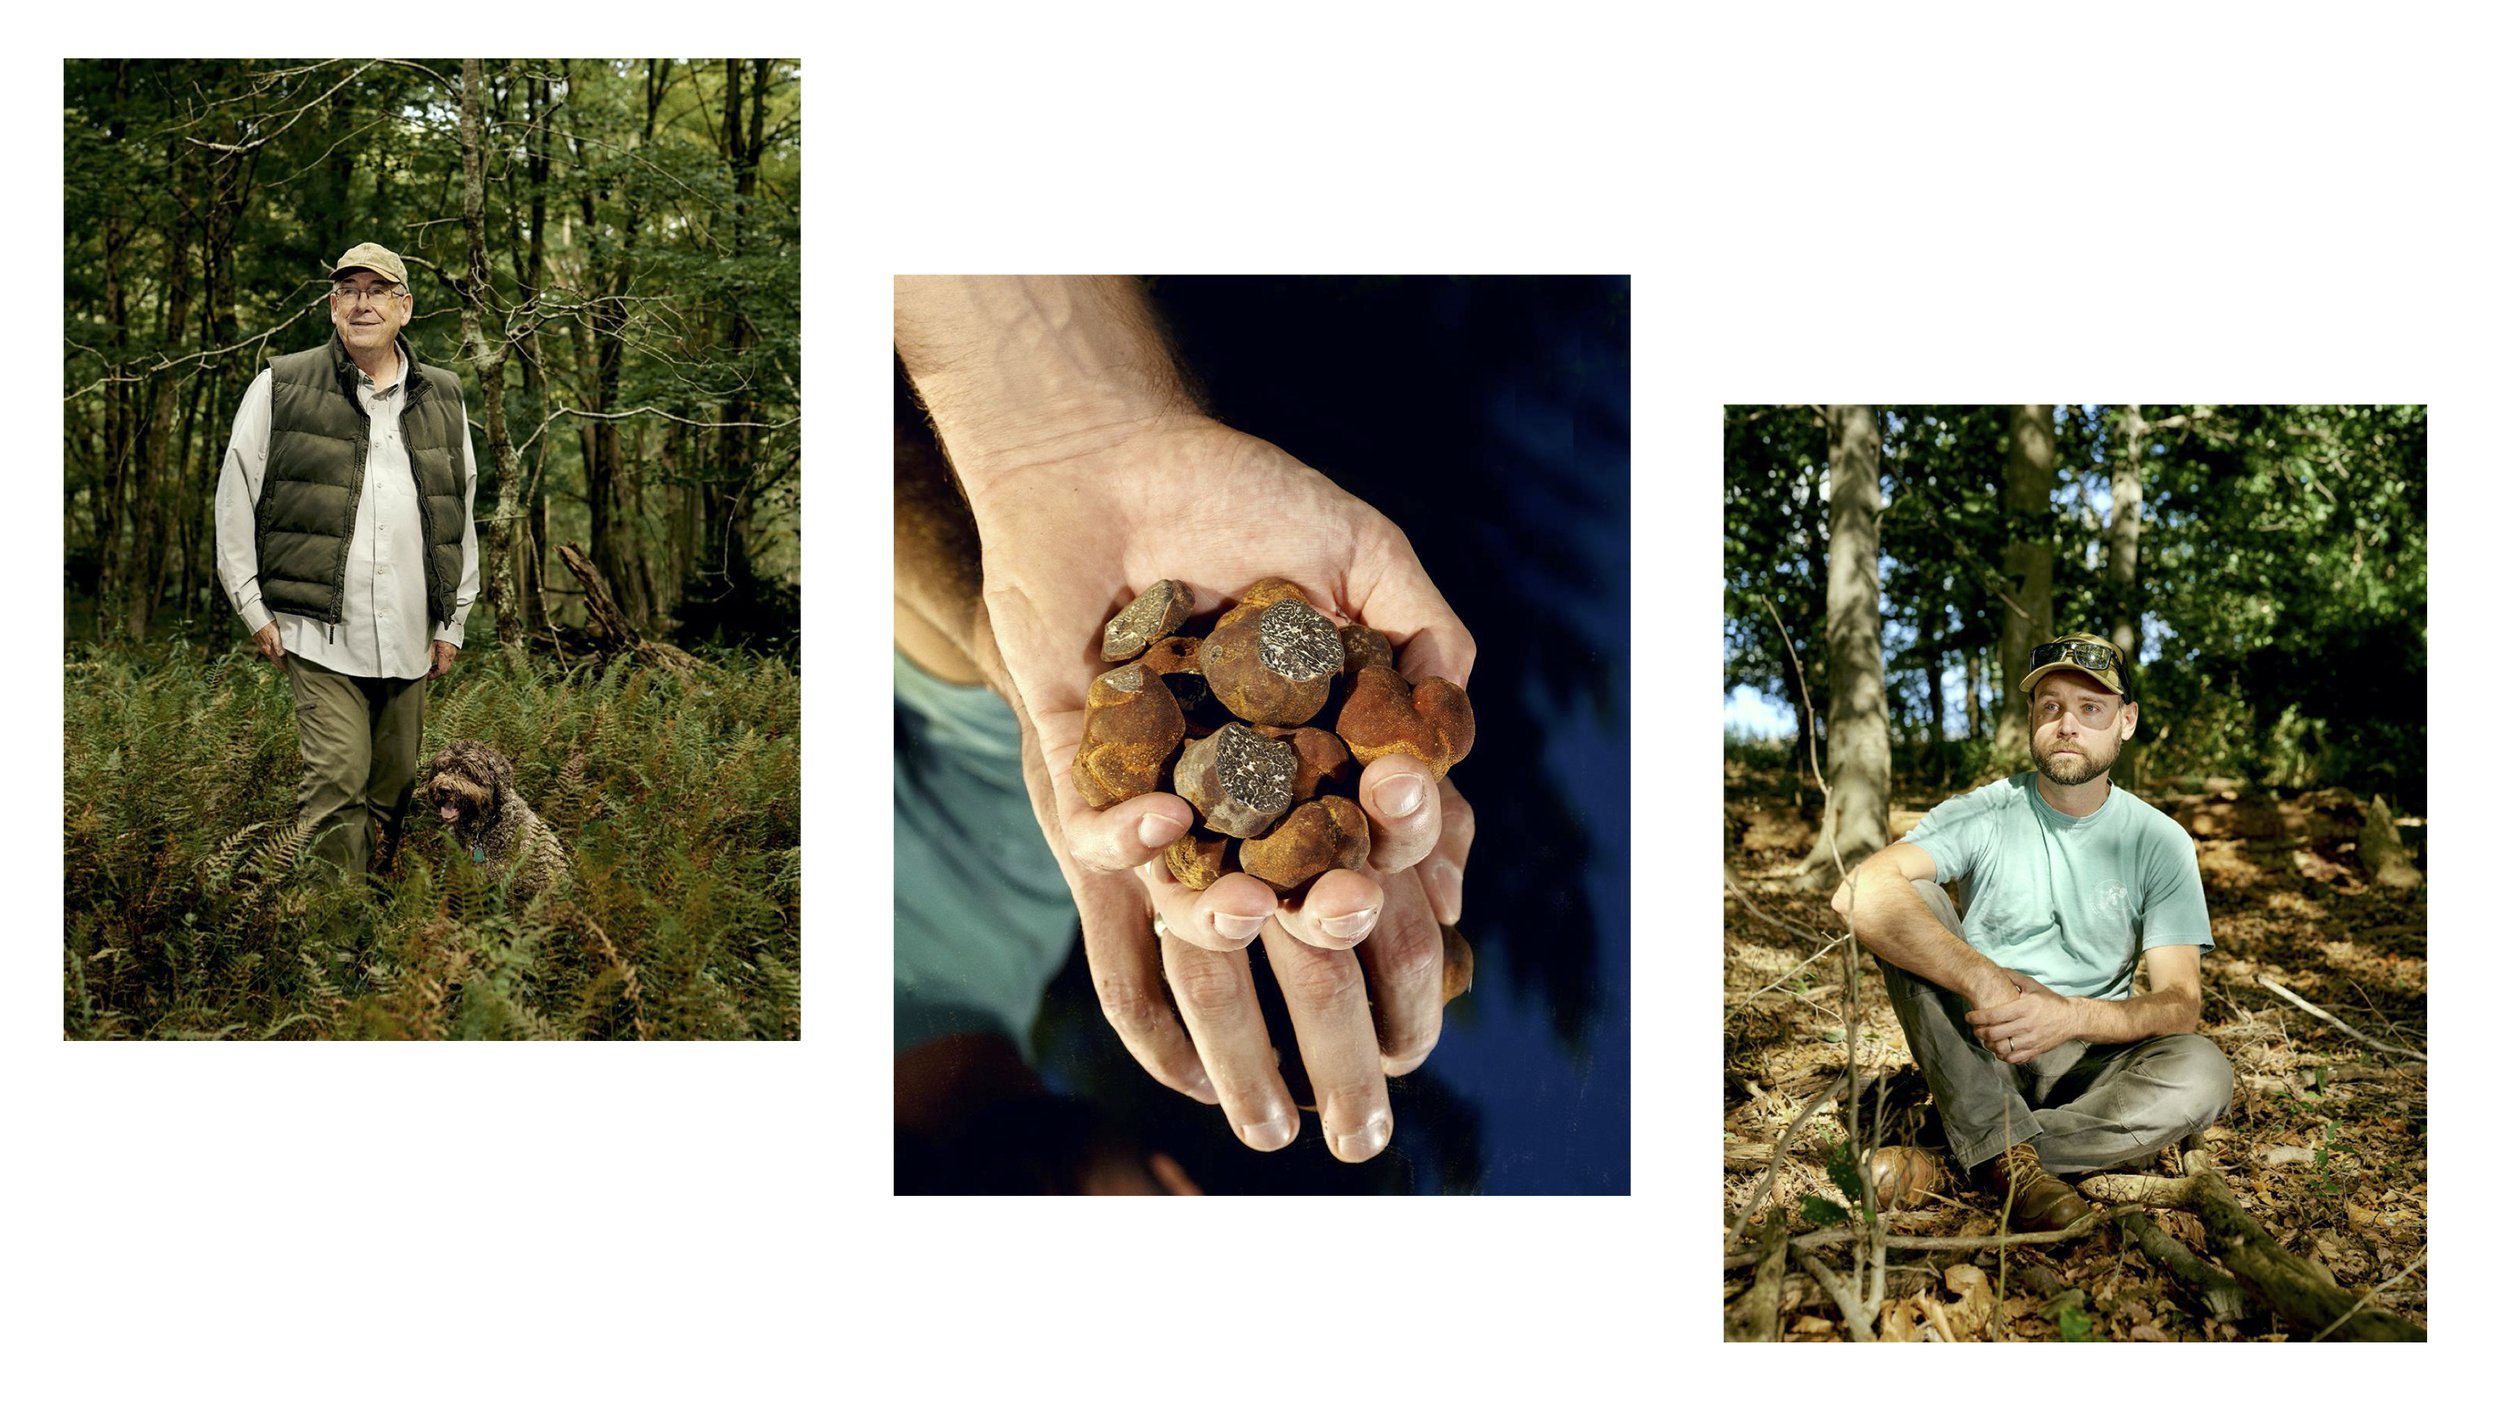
[2119,1210,2250,1320]
[2238,1062,2425,1098]
[1793,1246,1877,1342]
[1723,1070,1846,1254]
[1724,1218,1787,1342]
[1723,1203,2135,1270]
[2077,1165,2424,1340]
[2256,974,2426,1061]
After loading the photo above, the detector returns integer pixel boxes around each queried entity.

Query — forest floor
[1721,756,2429,1342]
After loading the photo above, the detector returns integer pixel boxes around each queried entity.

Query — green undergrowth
[64,641,800,1040]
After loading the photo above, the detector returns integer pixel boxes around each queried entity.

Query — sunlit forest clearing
[1723,406,2426,1341]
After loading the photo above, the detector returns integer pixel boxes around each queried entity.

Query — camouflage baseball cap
[2021,633,2133,700]
[329,242,408,287]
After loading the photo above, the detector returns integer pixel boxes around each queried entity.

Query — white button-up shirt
[213,343,480,681]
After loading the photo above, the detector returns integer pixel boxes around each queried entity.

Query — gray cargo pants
[1882,880,2235,1177]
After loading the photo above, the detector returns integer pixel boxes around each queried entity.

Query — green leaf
[2057,1306,2102,1342]
[1822,1140,1864,1203]
[1800,1195,1850,1228]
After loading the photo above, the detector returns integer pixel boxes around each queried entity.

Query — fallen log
[2079,1157,2423,1341]
[555,543,704,681]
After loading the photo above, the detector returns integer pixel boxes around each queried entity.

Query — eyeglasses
[331,283,406,305]
[2029,638,2132,693]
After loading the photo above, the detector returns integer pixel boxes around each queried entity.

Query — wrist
[895,275,1196,499]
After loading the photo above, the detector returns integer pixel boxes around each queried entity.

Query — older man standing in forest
[213,242,479,882]
[1831,633,2234,1232]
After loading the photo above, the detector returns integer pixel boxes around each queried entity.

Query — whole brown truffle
[1072,662,1186,808]
[1254,725,1355,803]
[1172,723,1297,839]
[1202,582,1344,725]
[1335,666,1475,780]
[1163,831,1235,891]
[1101,579,1195,662]
[1338,623,1396,676]
[1239,795,1370,893]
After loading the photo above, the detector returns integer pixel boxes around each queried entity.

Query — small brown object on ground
[1173,723,1297,838]
[1164,831,1235,890]
[1102,579,1195,662]
[1072,662,1186,808]
[1867,1145,1946,1210]
[1336,665,1475,778]
[1239,795,1369,892]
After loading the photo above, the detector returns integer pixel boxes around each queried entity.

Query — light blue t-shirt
[1903,774,2211,1002]
[893,651,1079,1059]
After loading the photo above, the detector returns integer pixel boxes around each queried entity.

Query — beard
[2035,739,2118,787]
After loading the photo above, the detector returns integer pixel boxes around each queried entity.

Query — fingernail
[1211,912,1265,944]
[1319,907,1379,943]
[1186,1071,1218,1104]
[1138,811,1187,848]
[1332,1112,1391,1162]
[1241,1112,1296,1151]
[1376,775,1427,819]
[1424,859,1462,923]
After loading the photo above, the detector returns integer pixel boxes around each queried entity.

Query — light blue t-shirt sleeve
[2137,817,2214,952]
[1901,779,2011,887]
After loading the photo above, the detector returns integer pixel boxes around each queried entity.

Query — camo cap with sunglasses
[2022,633,2133,700]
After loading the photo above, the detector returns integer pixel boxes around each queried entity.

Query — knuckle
[1368,917,1442,994]
[1281,949,1366,1008]
[1167,957,1252,1018]
[1091,969,1173,1039]
[1438,789,1477,851]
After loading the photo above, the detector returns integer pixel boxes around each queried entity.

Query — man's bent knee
[1909,879,1964,937]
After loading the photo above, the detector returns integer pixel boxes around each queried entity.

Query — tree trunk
[124,132,198,643]
[2110,406,2145,663]
[1801,405,1891,890]
[455,57,524,653]
[1993,404,2056,755]
[1965,646,1984,741]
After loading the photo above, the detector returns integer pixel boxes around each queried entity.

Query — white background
[14,2,2489,1396]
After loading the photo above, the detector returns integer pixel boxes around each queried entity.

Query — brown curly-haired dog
[418,740,569,899]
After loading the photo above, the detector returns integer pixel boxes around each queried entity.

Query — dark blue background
[1031,276,1631,1194]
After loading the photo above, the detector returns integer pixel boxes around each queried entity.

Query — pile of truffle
[1074,577,1474,895]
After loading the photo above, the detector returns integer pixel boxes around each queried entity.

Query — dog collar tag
[472,845,487,863]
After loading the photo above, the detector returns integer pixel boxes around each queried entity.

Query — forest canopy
[1723,406,2426,812]
[64,58,801,655]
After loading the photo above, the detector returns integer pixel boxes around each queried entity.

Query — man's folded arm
[1832,842,2018,1008]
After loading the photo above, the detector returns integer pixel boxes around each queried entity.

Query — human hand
[968,415,1477,1161]
[252,621,286,671]
[425,640,459,681]
[1965,973,2080,1065]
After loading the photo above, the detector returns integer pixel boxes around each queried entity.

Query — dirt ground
[1722,760,2429,1341]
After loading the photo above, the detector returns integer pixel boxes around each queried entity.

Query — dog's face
[419,741,515,834]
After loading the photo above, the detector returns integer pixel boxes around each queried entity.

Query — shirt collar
[353,340,409,399]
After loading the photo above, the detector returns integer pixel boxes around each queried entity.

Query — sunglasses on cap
[2028,638,2132,694]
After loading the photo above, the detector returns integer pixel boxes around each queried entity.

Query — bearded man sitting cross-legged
[1831,633,2236,1233]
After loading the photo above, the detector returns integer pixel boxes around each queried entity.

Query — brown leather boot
[1982,1143,2091,1232]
